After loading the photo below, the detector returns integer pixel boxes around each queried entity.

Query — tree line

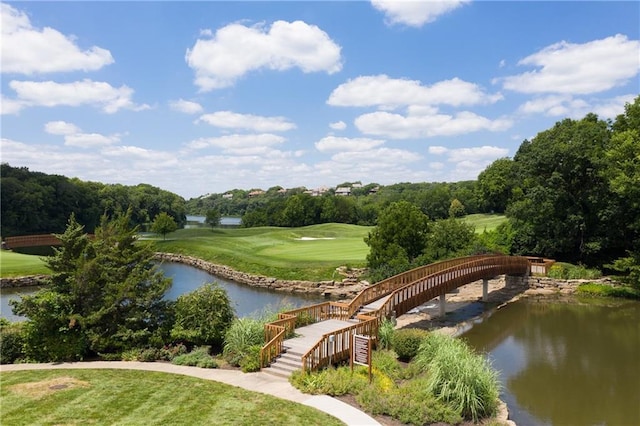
[0,164,187,237]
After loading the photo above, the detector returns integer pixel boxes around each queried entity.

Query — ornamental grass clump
[222,318,265,366]
[414,333,500,422]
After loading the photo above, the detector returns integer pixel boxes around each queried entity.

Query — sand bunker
[295,237,336,241]
[8,376,90,399]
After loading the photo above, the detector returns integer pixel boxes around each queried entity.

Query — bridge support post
[482,278,488,302]
[439,294,446,317]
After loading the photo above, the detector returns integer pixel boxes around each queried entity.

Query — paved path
[0,361,381,426]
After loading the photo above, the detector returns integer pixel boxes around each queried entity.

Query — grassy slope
[0,250,50,277]
[152,223,372,281]
[0,215,506,280]
[461,213,507,233]
[1,370,343,426]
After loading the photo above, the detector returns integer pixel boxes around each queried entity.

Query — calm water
[1,262,320,321]
[461,297,640,426]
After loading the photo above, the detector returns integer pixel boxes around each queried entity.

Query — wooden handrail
[261,254,530,371]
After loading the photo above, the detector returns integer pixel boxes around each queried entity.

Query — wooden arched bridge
[260,254,531,377]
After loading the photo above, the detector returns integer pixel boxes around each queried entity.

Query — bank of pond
[2,264,638,425]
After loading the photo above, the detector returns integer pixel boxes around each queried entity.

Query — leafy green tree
[507,114,614,265]
[366,201,431,279]
[448,199,466,218]
[205,208,221,229]
[170,283,235,348]
[476,158,516,213]
[422,218,477,264]
[11,213,173,360]
[151,212,178,240]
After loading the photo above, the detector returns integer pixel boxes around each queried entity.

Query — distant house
[335,186,351,196]
[368,186,380,194]
[248,190,264,198]
[222,193,233,199]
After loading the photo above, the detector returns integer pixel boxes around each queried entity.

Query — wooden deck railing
[3,234,62,249]
[301,315,378,372]
[260,254,530,371]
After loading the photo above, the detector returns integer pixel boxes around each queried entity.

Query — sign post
[351,334,372,383]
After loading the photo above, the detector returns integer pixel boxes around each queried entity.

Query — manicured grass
[0,251,50,278]
[0,369,344,426]
[460,214,507,233]
[152,223,372,281]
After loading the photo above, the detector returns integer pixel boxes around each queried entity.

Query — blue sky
[2,1,638,199]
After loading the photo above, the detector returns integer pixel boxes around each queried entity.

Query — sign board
[351,334,372,382]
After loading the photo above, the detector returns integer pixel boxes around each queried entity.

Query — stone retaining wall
[154,253,366,299]
[0,275,48,288]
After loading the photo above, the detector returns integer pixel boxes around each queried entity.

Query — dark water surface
[461,297,640,426]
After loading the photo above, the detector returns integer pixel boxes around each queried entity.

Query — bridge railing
[300,314,378,372]
[3,234,62,249]
[343,255,490,318]
[259,300,353,366]
[299,255,529,371]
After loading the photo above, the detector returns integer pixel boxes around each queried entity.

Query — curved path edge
[0,361,381,426]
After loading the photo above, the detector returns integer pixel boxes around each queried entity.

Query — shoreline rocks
[153,253,367,299]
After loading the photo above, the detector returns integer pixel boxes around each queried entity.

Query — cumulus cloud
[1,3,114,74]
[371,0,470,27]
[170,99,203,114]
[6,79,149,113]
[518,93,635,119]
[501,34,640,95]
[315,136,385,152]
[427,145,510,181]
[186,133,286,151]
[45,120,121,148]
[328,75,502,108]
[197,111,295,132]
[355,108,512,139]
[329,121,347,130]
[186,20,342,91]
[1,95,26,115]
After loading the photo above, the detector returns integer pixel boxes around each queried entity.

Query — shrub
[548,263,602,280]
[414,333,500,422]
[223,318,265,366]
[295,311,315,327]
[138,347,163,362]
[172,346,218,368]
[356,375,462,425]
[577,283,640,299]
[0,321,26,364]
[161,343,188,360]
[239,345,262,373]
[377,318,395,350]
[372,350,401,380]
[391,328,429,361]
[170,282,235,349]
[290,366,369,396]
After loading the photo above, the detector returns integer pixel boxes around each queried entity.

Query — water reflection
[462,298,640,425]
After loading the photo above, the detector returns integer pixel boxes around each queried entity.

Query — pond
[460,296,640,426]
[1,262,321,321]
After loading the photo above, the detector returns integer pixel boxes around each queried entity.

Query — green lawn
[152,223,372,281]
[460,213,507,233]
[0,369,344,426]
[0,251,50,278]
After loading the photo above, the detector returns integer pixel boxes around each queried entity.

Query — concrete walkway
[0,361,381,426]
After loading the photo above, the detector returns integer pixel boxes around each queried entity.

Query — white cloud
[502,34,640,95]
[5,79,149,113]
[315,136,385,152]
[328,75,502,108]
[1,95,26,115]
[44,120,81,135]
[187,133,286,151]
[371,0,469,27]
[169,99,203,114]
[426,145,510,181]
[1,3,113,74]
[355,108,512,139]
[186,20,342,91]
[45,120,121,148]
[518,93,635,119]
[197,111,295,132]
[329,121,347,130]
